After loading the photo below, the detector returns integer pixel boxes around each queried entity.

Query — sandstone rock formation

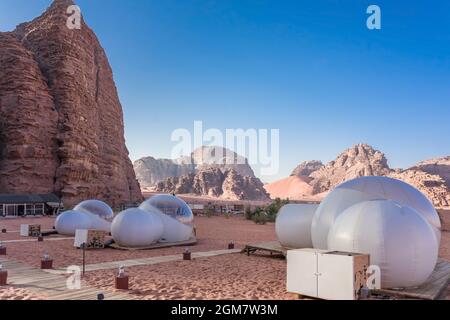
[0,0,142,206]
[291,160,324,177]
[388,169,450,208]
[411,157,450,188]
[309,144,391,193]
[134,157,195,189]
[265,144,450,208]
[155,167,270,201]
[134,146,256,188]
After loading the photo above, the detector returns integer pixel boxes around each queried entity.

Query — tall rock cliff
[0,0,142,206]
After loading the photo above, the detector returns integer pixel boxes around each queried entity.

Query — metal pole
[82,243,86,277]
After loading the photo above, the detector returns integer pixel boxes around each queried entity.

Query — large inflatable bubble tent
[328,199,439,289]
[311,176,441,249]
[111,208,164,247]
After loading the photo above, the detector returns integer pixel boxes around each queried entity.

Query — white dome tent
[139,194,195,243]
[55,200,114,235]
[275,204,318,248]
[111,208,164,247]
[328,200,439,289]
[311,176,441,249]
[55,210,94,236]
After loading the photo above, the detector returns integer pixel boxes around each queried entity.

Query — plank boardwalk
[2,237,74,244]
[0,257,132,300]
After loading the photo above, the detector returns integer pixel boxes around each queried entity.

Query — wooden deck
[0,257,133,300]
[372,259,450,300]
[243,241,288,257]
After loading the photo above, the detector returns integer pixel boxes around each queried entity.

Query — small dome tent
[275,204,318,248]
[311,176,441,249]
[328,200,439,289]
[55,200,114,235]
[55,210,93,236]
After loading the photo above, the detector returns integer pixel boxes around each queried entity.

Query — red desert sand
[1,213,449,300]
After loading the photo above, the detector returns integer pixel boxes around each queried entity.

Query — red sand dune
[264,176,316,200]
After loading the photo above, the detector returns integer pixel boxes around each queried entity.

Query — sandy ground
[0,287,47,300]
[1,213,449,300]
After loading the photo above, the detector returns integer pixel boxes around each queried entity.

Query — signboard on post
[74,230,107,249]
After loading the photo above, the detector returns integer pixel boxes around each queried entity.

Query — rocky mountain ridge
[134,146,257,188]
[266,144,450,208]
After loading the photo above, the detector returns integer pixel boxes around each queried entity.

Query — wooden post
[81,243,86,277]
[115,276,129,290]
[0,270,7,286]
[41,260,53,270]
[183,249,191,261]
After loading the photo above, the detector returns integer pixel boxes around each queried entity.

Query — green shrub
[252,211,268,225]
[247,198,290,224]
[205,206,214,218]
[244,206,253,220]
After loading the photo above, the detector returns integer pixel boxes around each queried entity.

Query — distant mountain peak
[134,146,256,189]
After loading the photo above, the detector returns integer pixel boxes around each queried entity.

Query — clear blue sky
[1,0,449,182]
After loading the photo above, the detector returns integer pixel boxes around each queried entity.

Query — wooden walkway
[0,257,133,300]
[46,249,242,274]
[2,237,74,244]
